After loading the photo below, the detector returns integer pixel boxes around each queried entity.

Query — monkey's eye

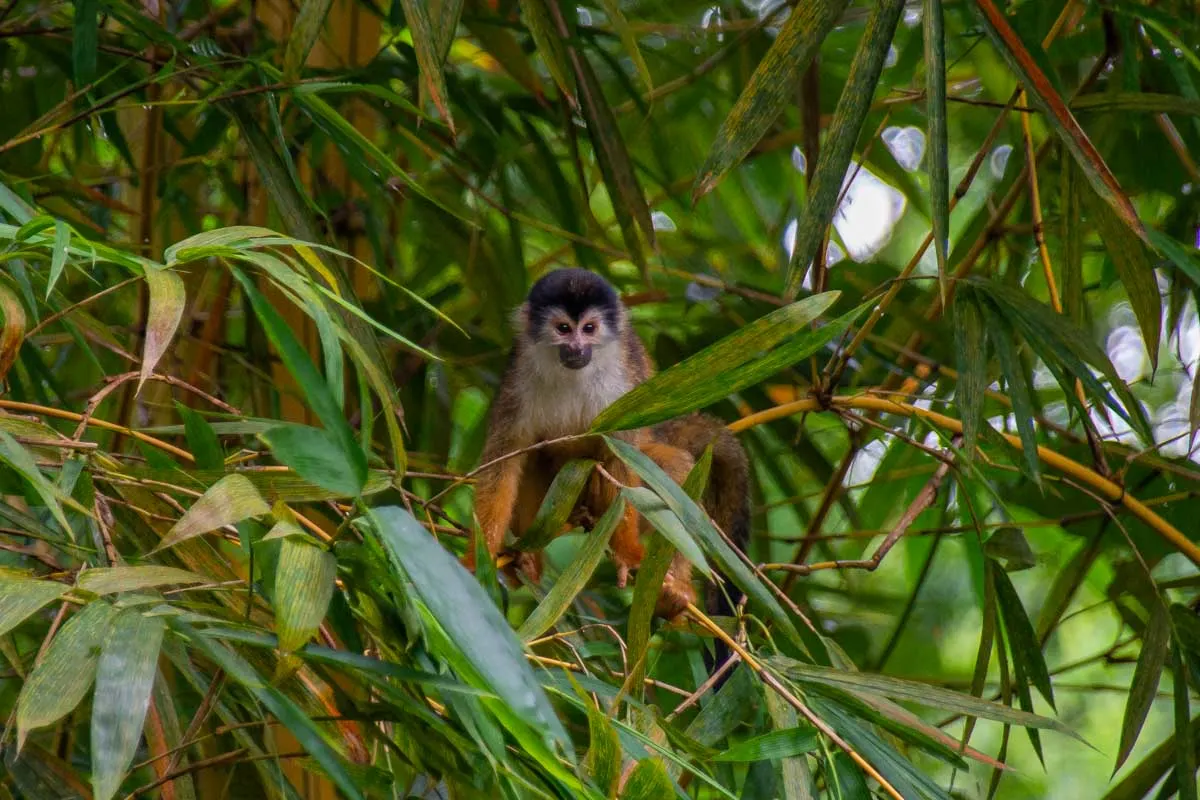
[556,322,571,334]
[581,323,596,334]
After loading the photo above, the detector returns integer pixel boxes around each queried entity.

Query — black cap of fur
[527,269,620,333]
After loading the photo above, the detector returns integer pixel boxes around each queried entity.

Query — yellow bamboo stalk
[728,395,1200,569]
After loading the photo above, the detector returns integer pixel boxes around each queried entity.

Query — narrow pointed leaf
[399,0,455,132]
[924,0,950,297]
[72,0,99,88]
[1085,190,1162,371]
[0,429,73,533]
[262,423,368,497]
[1060,158,1085,323]
[585,701,621,798]
[598,0,652,92]
[694,0,850,199]
[139,266,186,393]
[90,610,165,800]
[517,0,574,103]
[954,290,988,461]
[366,505,570,752]
[0,282,27,382]
[519,497,624,642]
[177,404,224,471]
[17,601,118,744]
[620,759,674,800]
[714,727,820,762]
[430,0,466,63]
[275,537,337,652]
[971,0,1144,240]
[604,436,806,651]
[622,486,712,579]
[784,0,906,298]
[992,564,1055,710]
[515,459,596,552]
[283,0,335,81]
[1116,604,1171,772]
[47,220,70,298]
[592,294,862,432]
[0,578,68,637]
[153,474,271,552]
[78,566,208,595]
[983,302,1042,485]
[1172,644,1198,800]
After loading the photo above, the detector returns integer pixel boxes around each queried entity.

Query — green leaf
[585,701,621,798]
[365,505,570,752]
[597,0,651,92]
[514,459,596,552]
[172,619,366,800]
[430,0,465,63]
[763,689,816,800]
[177,404,224,471]
[983,301,1042,485]
[619,759,674,800]
[693,0,851,199]
[983,527,1037,572]
[1172,643,1198,800]
[17,601,119,746]
[72,0,99,88]
[770,656,1077,737]
[1085,189,1162,371]
[954,289,988,461]
[90,610,165,800]
[283,0,335,81]
[274,537,337,653]
[77,566,208,595]
[518,497,625,642]
[47,220,70,298]
[0,577,68,637]
[1116,603,1171,772]
[603,437,806,652]
[923,0,950,299]
[970,0,1145,240]
[591,294,858,432]
[622,487,711,579]
[232,269,367,494]
[516,0,573,102]
[1146,228,1200,287]
[713,727,820,762]
[0,429,74,534]
[784,0,906,298]
[399,0,455,132]
[624,531,675,702]
[139,266,186,393]
[153,474,271,552]
[262,423,368,498]
[992,564,1055,710]
[829,751,871,800]
[1060,158,1085,323]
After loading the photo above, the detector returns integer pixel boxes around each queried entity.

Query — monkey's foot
[514,551,543,583]
[653,574,696,620]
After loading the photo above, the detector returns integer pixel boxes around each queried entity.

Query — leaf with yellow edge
[275,537,337,652]
[152,474,271,553]
[139,266,185,393]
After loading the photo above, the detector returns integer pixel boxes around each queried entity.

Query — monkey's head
[521,268,622,371]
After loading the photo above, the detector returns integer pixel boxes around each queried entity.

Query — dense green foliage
[0,0,1199,798]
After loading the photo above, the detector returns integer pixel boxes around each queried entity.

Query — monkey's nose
[559,344,592,369]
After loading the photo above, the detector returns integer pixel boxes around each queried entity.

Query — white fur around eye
[514,338,629,440]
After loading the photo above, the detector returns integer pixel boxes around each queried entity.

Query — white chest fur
[513,342,630,441]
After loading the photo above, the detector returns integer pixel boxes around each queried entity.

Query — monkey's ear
[511,302,530,334]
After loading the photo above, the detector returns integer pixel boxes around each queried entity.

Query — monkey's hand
[654,570,697,620]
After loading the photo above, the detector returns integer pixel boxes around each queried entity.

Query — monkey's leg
[595,456,644,589]
[467,454,526,572]
[509,464,553,583]
[638,441,698,619]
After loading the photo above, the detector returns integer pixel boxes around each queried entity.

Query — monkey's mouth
[558,345,592,369]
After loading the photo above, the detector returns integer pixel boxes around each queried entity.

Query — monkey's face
[543,308,608,370]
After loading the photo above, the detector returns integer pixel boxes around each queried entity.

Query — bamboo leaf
[971,0,1145,240]
[604,437,807,652]
[518,497,624,642]
[283,0,335,81]
[784,0,906,298]
[177,404,224,471]
[0,577,68,637]
[153,474,271,552]
[17,600,118,746]
[47,220,70,298]
[622,486,712,579]
[139,266,186,394]
[1085,190,1162,371]
[1116,604,1171,773]
[983,301,1042,485]
[713,727,820,762]
[430,0,465,63]
[598,0,652,92]
[400,0,455,133]
[365,505,570,752]
[1060,157,1085,323]
[592,295,862,433]
[262,423,368,498]
[619,759,674,800]
[694,0,850,199]
[517,0,574,103]
[954,289,988,461]
[275,537,337,652]
[1172,643,1198,800]
[77,566,208,595]
[585,700,621,798]
[515,459,596,552]
[992,563,1056,710]
[924,0,950,298]
[0,429,74,534]
[90,609,164,800]
[72,0,99,88]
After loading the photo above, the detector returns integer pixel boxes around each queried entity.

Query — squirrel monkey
[467,268,750,620]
